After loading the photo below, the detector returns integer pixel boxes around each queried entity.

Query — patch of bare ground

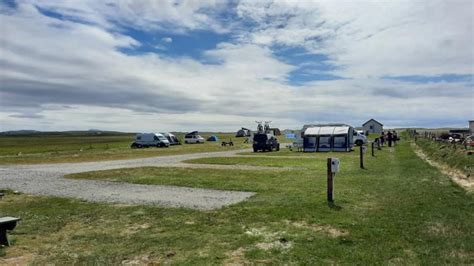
[285,220,348,238]
[0,251,35,265]
[411,143,474,192]
[426,222,461,236]
[121,254,160,265]
[244,227,292,251]
[223,247,248,265]
[121,223,151,236]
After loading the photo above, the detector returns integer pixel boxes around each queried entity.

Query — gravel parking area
[0,150,256,210]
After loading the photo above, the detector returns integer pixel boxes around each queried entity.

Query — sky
[0,0,473,132]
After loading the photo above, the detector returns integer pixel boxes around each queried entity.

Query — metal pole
[327,158,334,202]
[371,142,375,157]
[360,145,364,169]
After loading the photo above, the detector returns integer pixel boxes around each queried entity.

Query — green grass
[2,139,473,264]
[0,133,248,164]
[416,138,474,175]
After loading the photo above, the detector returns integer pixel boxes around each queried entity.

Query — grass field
[0,132,248,164]
[1,137,473,264]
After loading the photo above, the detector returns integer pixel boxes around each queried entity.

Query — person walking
[380,132,385,146]
[387,131,393,147]
[393,131,398,146]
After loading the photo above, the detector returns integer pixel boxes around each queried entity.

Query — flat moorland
[0,133,248,164]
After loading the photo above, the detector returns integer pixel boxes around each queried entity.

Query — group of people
[375,131,398,147]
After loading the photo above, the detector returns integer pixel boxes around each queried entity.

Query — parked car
[184,131,205,144]
[353,131,368,146]
[131,133,170,148]
[253,133,280,152]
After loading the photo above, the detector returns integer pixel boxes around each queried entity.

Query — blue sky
[0,0,473,131]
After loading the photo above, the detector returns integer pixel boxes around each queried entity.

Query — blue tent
[207,135,219,141]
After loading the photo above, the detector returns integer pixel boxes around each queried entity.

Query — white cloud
[0,0,472,132]
[236,0,474,78]
[161,37,173,43]
[25,0,231,33]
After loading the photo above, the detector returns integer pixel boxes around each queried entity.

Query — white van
[184,132,205,144]
[353,131,368,146]
[131,133,170,148]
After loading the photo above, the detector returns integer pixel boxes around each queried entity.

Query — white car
[184,133,205,144]
[353,131,368,146]
[131,133,170,148]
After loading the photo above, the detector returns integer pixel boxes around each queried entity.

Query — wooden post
[371,142,375,157]
[360,145,364,169]
[327,158,334,202]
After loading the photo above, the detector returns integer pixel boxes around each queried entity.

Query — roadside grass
[0,133,248,164]
[415,138,473,176]
[185,150,360,170]
[2,140,473,264]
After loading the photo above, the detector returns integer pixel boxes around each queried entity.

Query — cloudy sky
[0,0,473,132]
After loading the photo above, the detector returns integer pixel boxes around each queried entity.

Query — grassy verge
[0,133,248,164]
[415,138,473,175]
[2,140,473,264]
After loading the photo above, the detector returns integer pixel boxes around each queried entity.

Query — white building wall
[470,121,474,133]
[362,121,383,134]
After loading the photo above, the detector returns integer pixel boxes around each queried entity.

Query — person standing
[393,131,398,146]
[387,131,393,147]
[380,132,385,146]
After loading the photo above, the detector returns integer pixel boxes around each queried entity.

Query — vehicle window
[154,136,159,140]
[137,136,142,140]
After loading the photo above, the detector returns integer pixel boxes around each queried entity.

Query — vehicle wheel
[131,143,138,149]
[276,145,280,151]
[355,140,362,146]
[185,141,188,144]
[137,144,142,149]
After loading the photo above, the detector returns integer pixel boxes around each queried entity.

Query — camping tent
[207,135,219,141]
[303,124,355,152]
[236,127,251,137]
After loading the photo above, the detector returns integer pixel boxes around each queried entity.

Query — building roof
[363,119,383,127]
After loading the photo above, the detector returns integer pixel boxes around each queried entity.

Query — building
[470,120,474,134]
[362,119,383,134]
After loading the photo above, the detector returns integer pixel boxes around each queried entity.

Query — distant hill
[0,130,133,136]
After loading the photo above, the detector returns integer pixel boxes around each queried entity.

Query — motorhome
[131,133,170,148]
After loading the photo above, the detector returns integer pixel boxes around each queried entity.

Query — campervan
[161,132,181,145]
[184,131,205,144]
[131,133,170,148]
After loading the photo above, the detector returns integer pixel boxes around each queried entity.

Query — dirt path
[0,149,261,210]
[411,143,473,192]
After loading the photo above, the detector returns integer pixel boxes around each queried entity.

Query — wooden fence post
[327,158,334,202]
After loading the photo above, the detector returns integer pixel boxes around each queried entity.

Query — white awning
[333,126,350,135]
[319,127,334,135]
[304,126,351,136]
[304,127,320,135]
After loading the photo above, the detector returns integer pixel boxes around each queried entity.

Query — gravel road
[0,150,258,210]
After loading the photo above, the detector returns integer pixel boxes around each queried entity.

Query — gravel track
[0,149,258,210]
